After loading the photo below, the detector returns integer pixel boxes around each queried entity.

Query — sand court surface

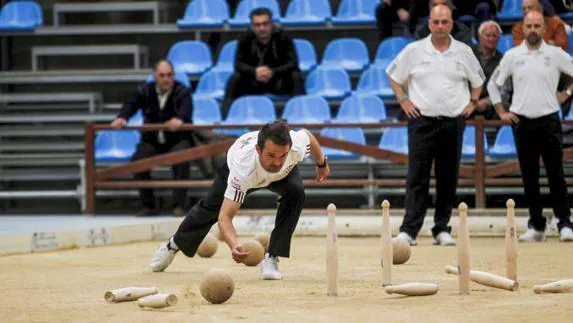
[1,236,572,322]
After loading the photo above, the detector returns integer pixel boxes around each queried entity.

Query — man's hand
[557,90,570,104]
[397,8,409,22]
[164,117,183,131]
[256,66,273,83]
[461,103,476,118]
[400,99,421,119]
[110,118,127,129]
[315,162,330,183]
[475,98,491,112]
[231,244,249,263]
[500,112,520,125]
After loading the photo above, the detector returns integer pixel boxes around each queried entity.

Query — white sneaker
[434,232,456,246]
[518,228,546,242]
[560,227,573,242]
[260,255,282,280]
[396,232,417,246]
[150,241,177,272]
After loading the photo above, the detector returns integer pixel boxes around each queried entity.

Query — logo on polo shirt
[543,56,551,66]
[515,60,526,69]
[231,177,242,190]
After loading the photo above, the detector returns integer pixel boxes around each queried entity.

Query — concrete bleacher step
[0,69,154,85]
[0,142,84,152]
[0,92,103,113]
[0,154,83,167]
[0,169,80,182]
[0,113,115,124]
[53,1,168,26]
[0,126,84,137]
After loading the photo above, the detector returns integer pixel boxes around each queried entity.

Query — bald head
[428,4,453,40]
[153,59,175,93]
[523,11,545,47]
[522,0,543,16]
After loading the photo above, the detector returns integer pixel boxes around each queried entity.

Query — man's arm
[511,23,524,47]
[271,36,299,77]
[218,198,249,263]
[303,129,329,183]
[553,20,569,52]
[388,77,420,119]
[487,65,520,124]
[112,85,145,128]
[235,39,257,76]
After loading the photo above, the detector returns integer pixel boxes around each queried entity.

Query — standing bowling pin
[533,279,573,294]
[104,287,159,303]
[137,293,178,309]
[457,203,471,295]
[326,203,338,296]
[385,283,439,296]
[505,199,518,282]
[381,200,392,287]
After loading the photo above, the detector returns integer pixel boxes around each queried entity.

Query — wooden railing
[83,117,573,214]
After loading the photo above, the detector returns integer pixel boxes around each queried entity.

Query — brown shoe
[137,207,160,217]
[172,206,186,217]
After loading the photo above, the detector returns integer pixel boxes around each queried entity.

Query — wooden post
[84,121,95,215]
[474,116,486,209]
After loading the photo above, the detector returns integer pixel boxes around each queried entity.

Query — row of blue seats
[166,36,412,77]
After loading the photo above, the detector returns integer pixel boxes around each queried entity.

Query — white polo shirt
[386,35,485,117]
[224,130,311,204]
[491,41,573,119]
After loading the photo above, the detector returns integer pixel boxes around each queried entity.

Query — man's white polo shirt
[491,40,573,119]
[224,130,311,204]
[386,35,485,117]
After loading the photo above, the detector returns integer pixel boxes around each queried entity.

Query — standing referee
[488,11,573,242]
[386,4,485,246]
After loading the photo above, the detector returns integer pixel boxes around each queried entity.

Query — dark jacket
[118,81,192,145]
[470,44,502,100]
[413,21,472,45]
[235,28,300,79]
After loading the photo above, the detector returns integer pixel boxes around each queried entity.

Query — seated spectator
[222,7,305,117]
[471,20,503,119]
[110,60,193,217]
[512,0,568,51]
[453,0,497,22]
[412,0,472,44]
[376,0,412,41]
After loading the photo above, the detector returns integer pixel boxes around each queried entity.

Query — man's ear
[256,144,261,155]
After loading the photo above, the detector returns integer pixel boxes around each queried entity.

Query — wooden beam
[95,139,234,181]
[316,135,409,164]
[485,160,521,178]
[84,121,95,214]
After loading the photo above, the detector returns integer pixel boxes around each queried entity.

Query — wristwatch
[470,98,479,106]
[317,156,328,168]
[566,88,572,97]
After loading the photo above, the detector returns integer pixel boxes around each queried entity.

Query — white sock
[167,236,179,251]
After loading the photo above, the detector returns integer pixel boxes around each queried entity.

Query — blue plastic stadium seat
[0,1,43,30]
[305,66,351,100]
[331,0,377,25]
[373,36,412,67]
[146,72,191,88]
[497,34,513,54]
[356,65,395,99]
[335,94,387,123]
[568,34,573,56]
[176,0,229,28]
[219,95,276,136]
[282,95,331,124]
[294,38,317,73]
[166,41,213,77]
[561,12,573,20]
[227,0,281,27]
[488,126,517,158]
[321,38,370,73]
[379,126,408,155]
[192,98,223,125]
[462,125,488,159]
[497,0,522,22]
[213,40,238,72]
[193,69,232,101]
[566,103,573,120]
[280,0,331,26]
[95,130,141,163]
[319,127,366,159]
[128,110,143,125]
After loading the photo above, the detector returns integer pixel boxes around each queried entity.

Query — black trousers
[513,112,573,231]
[375,2,398,41]
[131,139,191,209]
[173,163,305,258]
[222,70,305,118]
[400,116,465,238]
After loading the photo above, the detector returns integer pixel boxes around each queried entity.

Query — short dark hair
[250,7,273,21]
[257,120,292,150]
[154,59,174,72]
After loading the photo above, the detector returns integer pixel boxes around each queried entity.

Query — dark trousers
[131,139,191,209]
[400,116,465,238]
[222,70,305,118]
[173,163,305,258]
[513,112,572,231]
[375,2,396,41]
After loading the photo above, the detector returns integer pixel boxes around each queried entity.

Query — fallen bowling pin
[104,287,159,303]
[533,279,573,294]
[445,265,518,291]
[385,283,439,296]
[137,293,178,309]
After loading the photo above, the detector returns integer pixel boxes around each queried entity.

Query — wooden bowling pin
[385,283,439,296]
[381,200,392,287]
[326,203,339,296]
[445,265,519,291]
[533,279,573,294]
[104,287,159,303]
[137,293,178,309]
